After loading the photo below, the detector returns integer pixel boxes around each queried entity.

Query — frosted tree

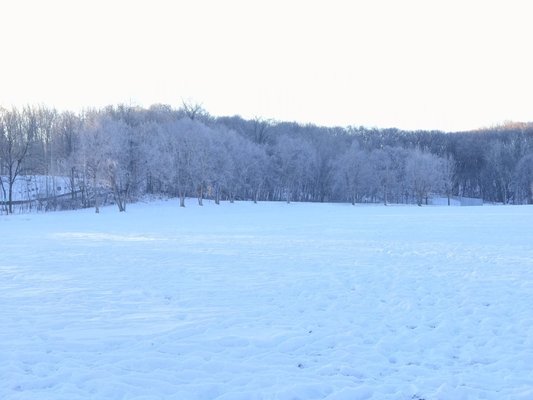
[334,141,371,205]
[210,129,239,204]
[78,124,101,212]
[242,142,268,203]
[36,106,59,181]
[225,134,269,203]
[369,147,393,205]
[440,155,456,205]
[147,119,208,207]
[0,108,31,213]
[147,122,185,207]
[513,153,533,204]
[250,117,272,145]
[305,127,343,202]
[169,124,192,207]
[188,123,214,206]
[1,103,531,210]
[405,148,445,206]
[482,141,515,203]
[180,100,210,123]
[100,118,141,212]
[75,113,141,212]
[55,112,82,201]
[273,135,317,203]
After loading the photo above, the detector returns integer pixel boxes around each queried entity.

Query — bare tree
[405,148,445,206]
[76,113,112,213]
[370,148,393,205]
[251,117,272,145]
[440,154,456,205]
[334,141,370,205]
[0,108,31,213]
[99,118,141,212]
[180,100,207,121]
[56,112,82,202]
[482,141,515,203]
[189,127,213,206]
[513,153,533,204]
[147,119,196,207]
[242,142,268,203]
[273,135,317,203]
[209,129,236,204]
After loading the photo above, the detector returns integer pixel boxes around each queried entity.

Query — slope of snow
[1,201,532,399]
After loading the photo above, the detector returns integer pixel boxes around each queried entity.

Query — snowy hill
[0,175,74,202]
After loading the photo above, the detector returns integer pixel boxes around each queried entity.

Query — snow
[1,200,532,399]
[1,175,73,202]
[429,196,484,206]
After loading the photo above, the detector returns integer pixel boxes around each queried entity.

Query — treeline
[1,104,532,213]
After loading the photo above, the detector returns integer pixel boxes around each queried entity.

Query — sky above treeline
[1,0,532,132]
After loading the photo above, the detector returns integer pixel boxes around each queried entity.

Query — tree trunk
[115,193,126,212]
[81,180,87,208]
[95,191,100,214]
[197,186,203,206]
[8,177,14,214]
[70,167,76,200]
[214,185,220,205]
[112,181,126,212]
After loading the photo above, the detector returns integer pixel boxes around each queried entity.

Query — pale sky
[1,0,532,132]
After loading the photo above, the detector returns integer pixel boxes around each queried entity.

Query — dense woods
[1,104,532,213]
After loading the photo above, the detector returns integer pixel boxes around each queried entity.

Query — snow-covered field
[1,201,532,400]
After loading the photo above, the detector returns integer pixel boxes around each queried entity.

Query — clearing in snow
[1,201,532,399]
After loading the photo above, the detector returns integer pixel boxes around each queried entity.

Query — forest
[1,103,532,213]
